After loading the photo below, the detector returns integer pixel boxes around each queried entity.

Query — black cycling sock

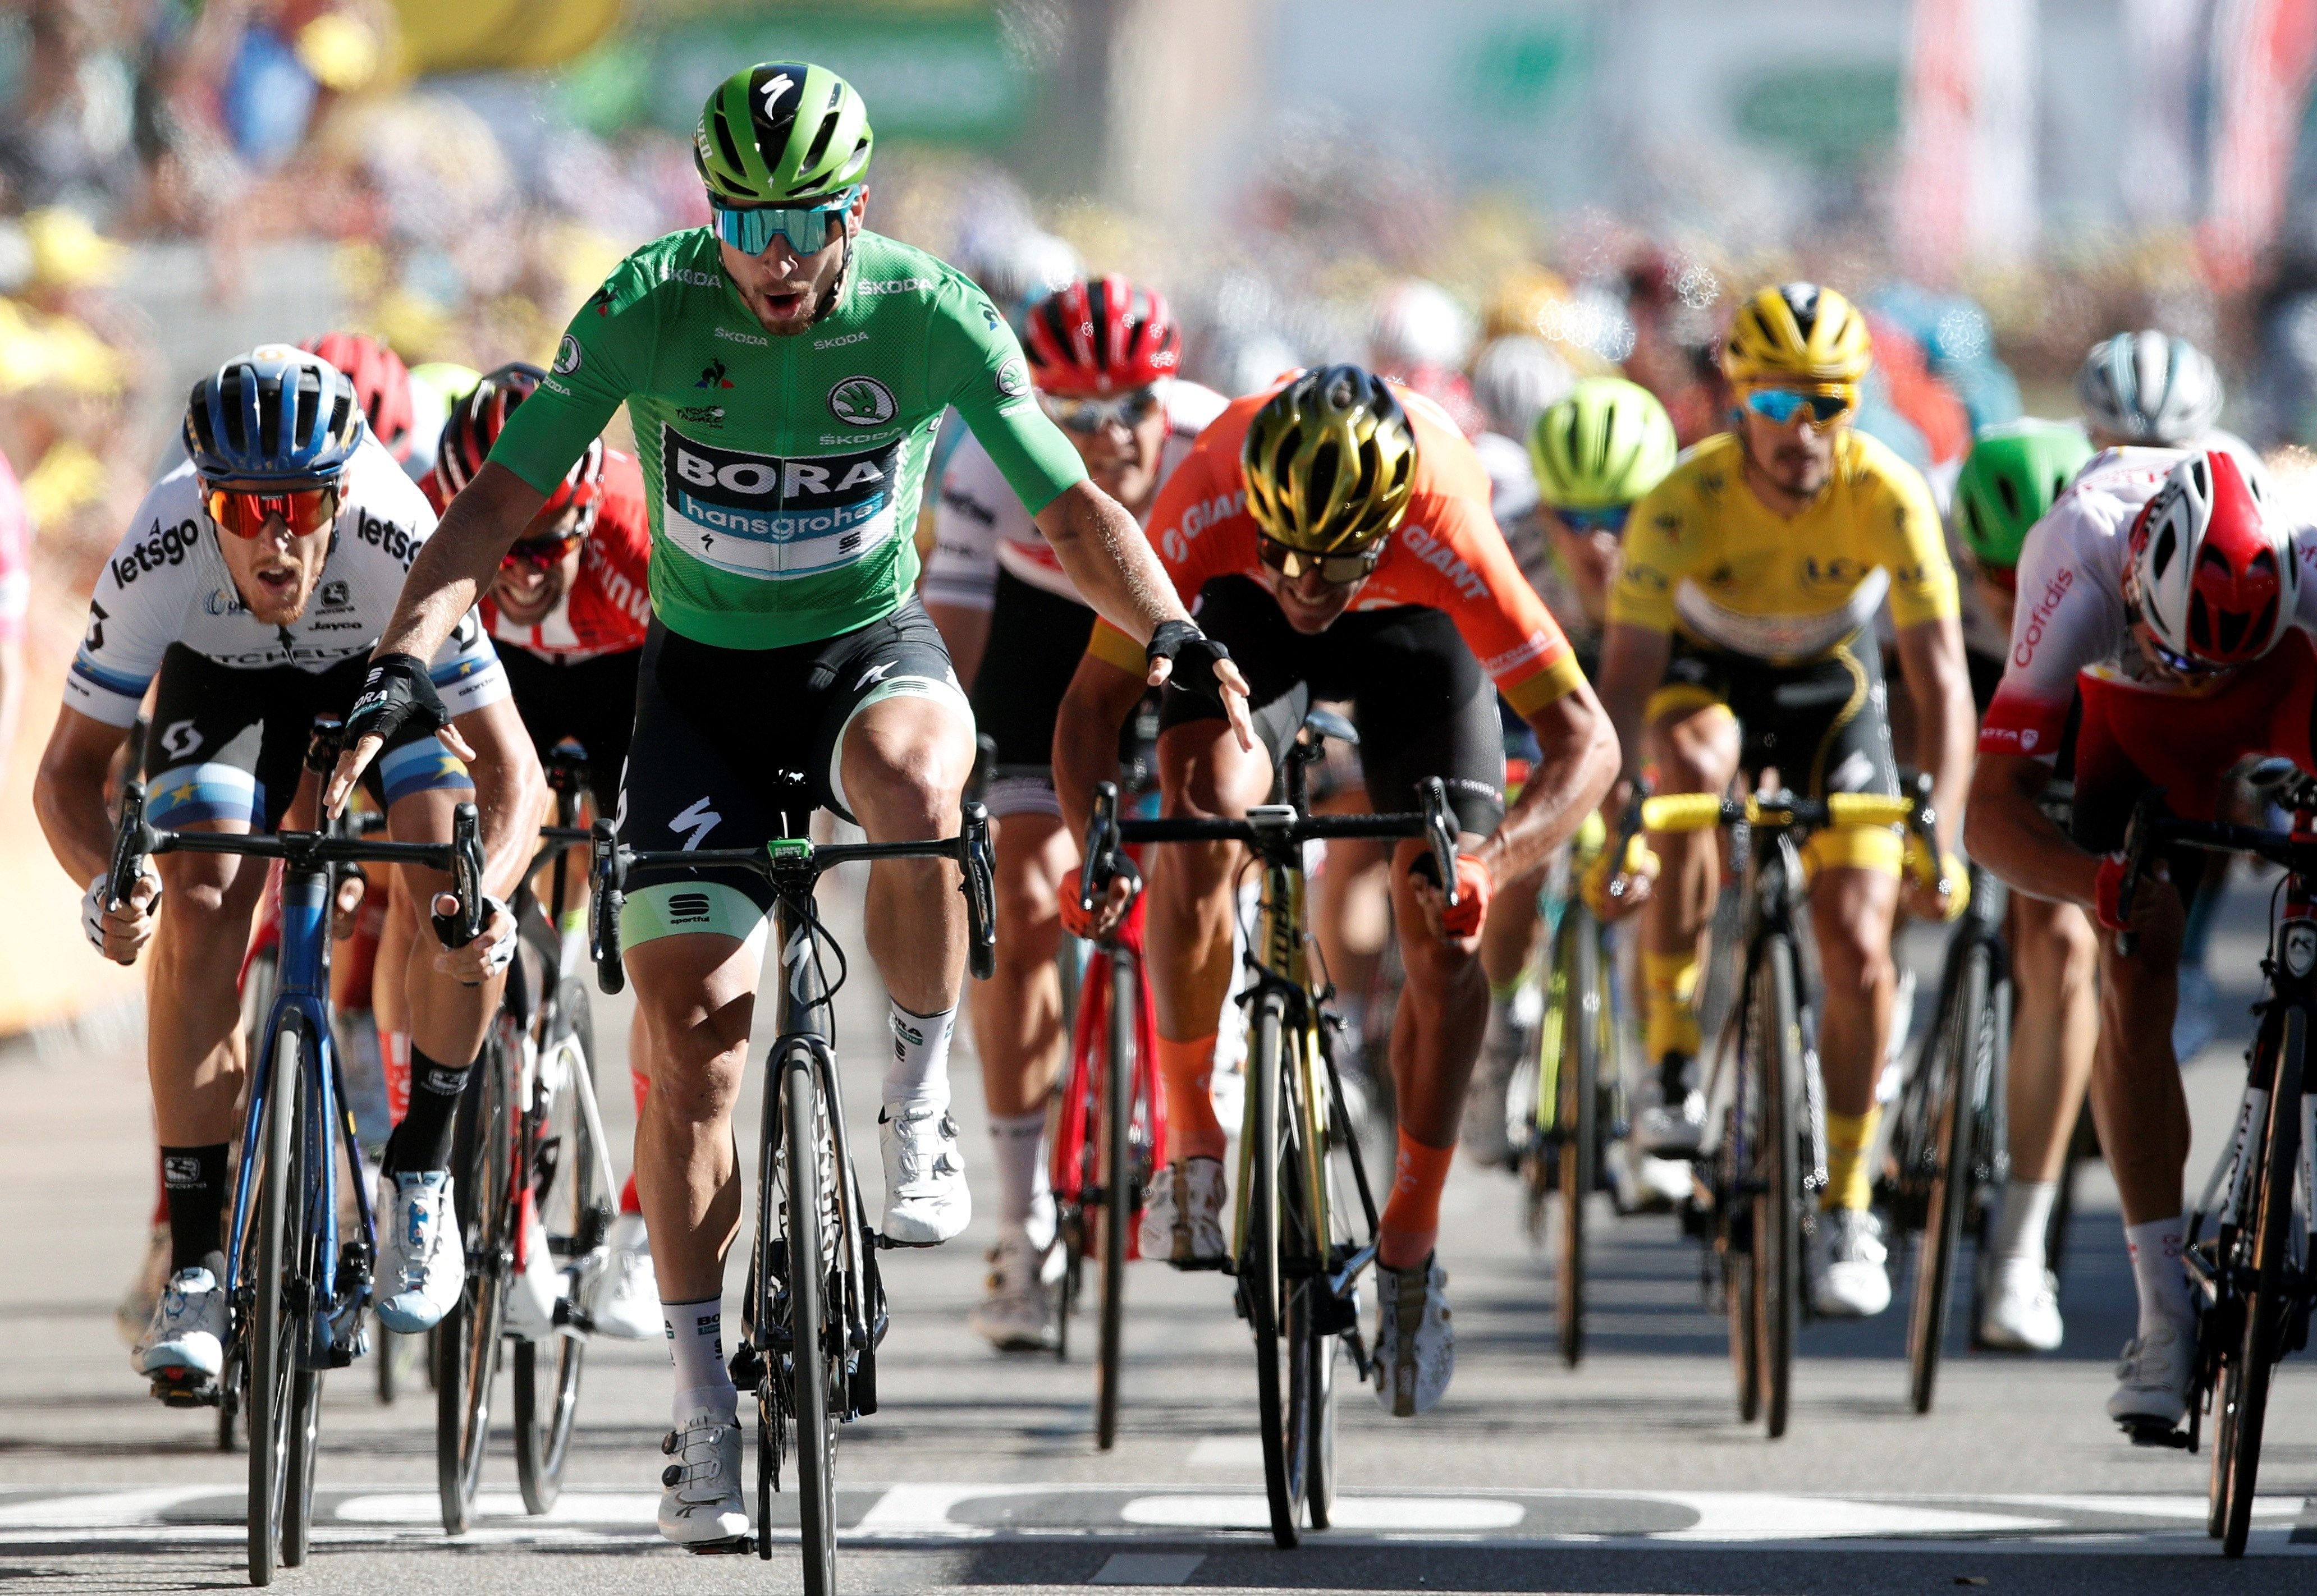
[1657,1052,1691,1101]
[161,1144,230,1272]
[382,1047,472,1176]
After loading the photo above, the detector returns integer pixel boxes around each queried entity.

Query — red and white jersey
[922,378,1230,609]
[1980,446,2317,762]
[479,449,652,662]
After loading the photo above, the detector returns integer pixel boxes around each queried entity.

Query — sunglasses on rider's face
[1256,535,1383,586]
[1555,503,1631,536]
[1039,387,1161,434]
[502,530,581,571]
[1741,387,1856,428]
[708,187,857,257]
[202,483,340,539]
[2144,631,2233,680]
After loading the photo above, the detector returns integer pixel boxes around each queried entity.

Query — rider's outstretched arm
[1965,752,2101,910]
[1483,683,1620,885]
[1033,480,1191,645]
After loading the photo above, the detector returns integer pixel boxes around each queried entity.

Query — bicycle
[589,781,997,1591]
[107,721,487,1585]
[1642,781,1939,1439]
[436,743,620,1530]
[1078,707,1458,1547]
[1881,860,2011,1414]
[2110,759,2316,1556]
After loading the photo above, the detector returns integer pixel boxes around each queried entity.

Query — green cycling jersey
[491,227,1087,649]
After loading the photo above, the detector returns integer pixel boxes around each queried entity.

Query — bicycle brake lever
[1420,777,1459,909]
[431,803,485,950]
[107,779,156,906]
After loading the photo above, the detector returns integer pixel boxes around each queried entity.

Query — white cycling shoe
[1138,1156,1228,1267]
[375,1170,464,1333]
[117,1222,171,1347]
[1632,1070,1706,1158]
[592,1212,663,1341]
[2108,1320,2196,1435]
[658,1410,750,1549]
[878,1104,970,1246]
[1810,1208,1892,1318]
[1373,1255,1454,1416]
[968,1227,1061,1351]
[134,1254,228,1382]
[1979,1258,2064,1352]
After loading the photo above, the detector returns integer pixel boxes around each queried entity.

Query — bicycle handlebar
[1640,777,1949,901]
[2114,781,2317,954]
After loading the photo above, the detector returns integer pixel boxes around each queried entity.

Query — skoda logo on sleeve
[555,334,582,375]
[828,376,896,428]
[995,356,1028,398]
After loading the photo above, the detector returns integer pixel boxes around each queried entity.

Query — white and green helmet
[694,62,874,205]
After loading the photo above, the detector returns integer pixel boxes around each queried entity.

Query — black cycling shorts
[972,568,1101,817]
[616,600,968,946]
[1156,576,1505,836]
[496,644,640,817]
[144,645,466,832]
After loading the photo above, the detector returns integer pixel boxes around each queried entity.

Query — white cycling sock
[883,1001,956,1112]
[2124,1216,2193,1336]
[1991,1178,2058,1271]
[663,1295,737,1423]
[988,1110,1051,1240]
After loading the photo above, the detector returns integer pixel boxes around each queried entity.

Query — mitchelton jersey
[489,227,1088,650]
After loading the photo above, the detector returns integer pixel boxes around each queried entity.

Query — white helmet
[1467,334,1573,439]
[2078,330,2224,446]
[1370,278,1474,374]
[2129,449,2295,668]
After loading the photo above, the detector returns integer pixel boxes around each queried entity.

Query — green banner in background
[560,4,1028,144]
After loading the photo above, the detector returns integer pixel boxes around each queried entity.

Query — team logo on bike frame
[828,376,896,428]
[2286,921,2316,976]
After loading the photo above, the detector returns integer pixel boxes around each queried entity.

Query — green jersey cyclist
[322,61,1250,1548]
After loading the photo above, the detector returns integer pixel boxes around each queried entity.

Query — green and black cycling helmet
[1527,375,1680,511]
[694,62,874,206]
[1953,419,2094,572]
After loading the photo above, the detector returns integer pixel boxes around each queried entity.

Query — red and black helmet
[432,363,606,529]
[1019,274,1182,397]
[299,332,414,462]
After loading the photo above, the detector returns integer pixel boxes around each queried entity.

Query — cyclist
[427,361,664,1341]
[1966,446,2317,1434]
[30,345,543,1398]
[1458,377,1678,1172]
[1949,420,2098,1352]
[1054,364,1620,1416]
[1594,283,1974,1319]
[922,274,1228,1352]
[301,331,425,483]
[318,62,1247,1547]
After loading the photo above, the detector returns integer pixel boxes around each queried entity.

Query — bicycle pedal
[149,1370,219,1409]
[685,1534,754,1556]
[2118,1416,2194,1450]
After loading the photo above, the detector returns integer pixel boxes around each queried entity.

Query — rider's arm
[34,704,131,886]
[1032,480,1193,645]
[448,690,549,905]
[1892,613,1975,856]
[1595,622,1672,795]
[1964,751,2100,908]
[1486,681,1620,882]
[1052,650,1151,848]
[364,463,550,671]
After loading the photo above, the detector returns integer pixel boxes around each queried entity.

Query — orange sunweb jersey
[1087,380,1584,714]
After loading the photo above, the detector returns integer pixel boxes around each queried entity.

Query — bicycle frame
[1704,821,1830,1206]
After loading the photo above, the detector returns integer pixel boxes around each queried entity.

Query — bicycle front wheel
[783,1047,839,1596]
[1557,910,1601,1369]
[246,1028,304,1587]
[1095,947,1135,1451]
[2217,1006,2304,1557]
[516,985,605,1515]
[437,1032,511,1534]
[1752,935,1803,1440]
[1244,990,1301,1547]
[1907,940,1992,1414]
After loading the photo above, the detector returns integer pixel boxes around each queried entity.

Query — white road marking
[1650,1494,2063,1541]
[1184,1436,1263,1467]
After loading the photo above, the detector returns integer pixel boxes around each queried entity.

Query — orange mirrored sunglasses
[202,484,340,539]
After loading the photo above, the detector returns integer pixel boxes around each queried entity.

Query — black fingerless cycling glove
[1146,620,1234,704]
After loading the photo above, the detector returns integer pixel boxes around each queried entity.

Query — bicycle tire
[247,1027,301,1586]
[2218,1006,2304,1557]
[437,1033,511,1535]
[1095,947,1134,1450]
[516,982,603,1514]
[1558,909,1600,1369]
[1907,941,1991,1414]
[784,1048,838,1596]
[1289,1274,1338,1530]
[1755,934,1802,1440]
[281,1054,323,1568]
[281,1370,320,1566]
[1246,991,1300,1547]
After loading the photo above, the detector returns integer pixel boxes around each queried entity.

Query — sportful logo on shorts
[828,376,896,427]
[660,424,901,580]
[667,891,712,924]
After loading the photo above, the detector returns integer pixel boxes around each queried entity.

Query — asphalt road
[4,855,2313,1594]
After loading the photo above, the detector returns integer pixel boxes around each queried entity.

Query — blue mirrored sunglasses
[1741,387,1854,427]
[1555,503,1631,535]
[709,187,857,256]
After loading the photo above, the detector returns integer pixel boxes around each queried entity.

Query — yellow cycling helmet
[1723,282,1872,387]
[1241,365,1418,556]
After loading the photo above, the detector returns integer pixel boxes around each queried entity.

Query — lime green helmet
[1954,419,2093,571]
[694,62,873,205]
[1527,376,1679,511]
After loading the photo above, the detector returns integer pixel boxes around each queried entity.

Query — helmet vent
[329,391,351,442]
[291,373,317,446]
[711,110,749,191]
[1782,283,1821,335]
[2151,524,2177,580]
[2255,595,2279,645]
[2216,604,2250,655]
[2190,593,2211,649]
[800,106,840,173]
[1310,439,1343,512]
[1997,475,2020,517]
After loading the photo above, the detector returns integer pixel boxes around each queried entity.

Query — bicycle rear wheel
[1095,947,1135,1451]
[782,1047,839,1596]
[1907,941,1991,1414]
[516,985,605,1515]
[2217,1007,2304,1557]
[1752,935,1803,1440]
[437,1031,511,1534]
[247,1029,304,1586]
[1245,991,1301,1547]
[1557,910,1601,1369]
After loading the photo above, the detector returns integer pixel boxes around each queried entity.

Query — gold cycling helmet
[1723,281,1873,387]
[1241,364,1418,556]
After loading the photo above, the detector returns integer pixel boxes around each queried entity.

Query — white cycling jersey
[1980,446,2317,762]
[922,378,1229,609]
[66,435,506,727]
